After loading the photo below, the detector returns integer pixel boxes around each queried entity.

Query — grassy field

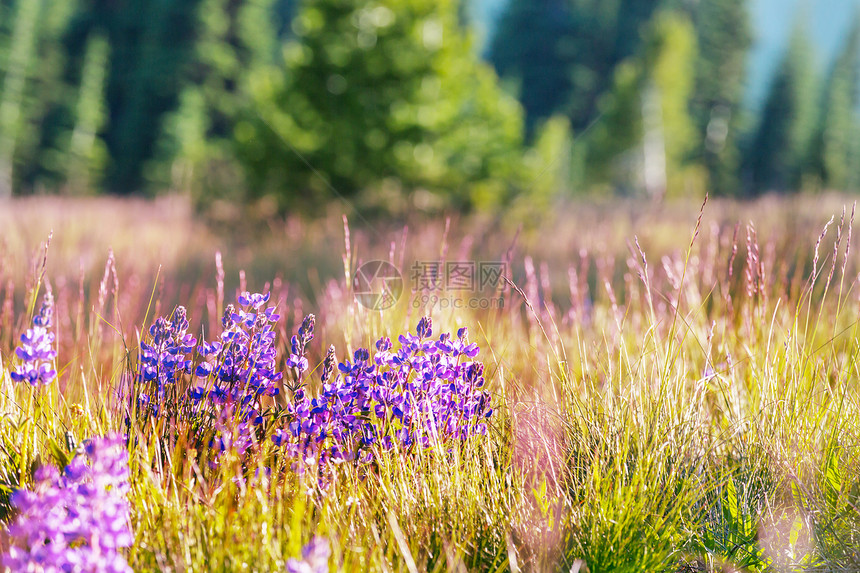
[2,193,860,572]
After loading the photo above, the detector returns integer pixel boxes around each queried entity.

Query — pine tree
[643,10,698,198]
[0,0,81,195]
[65,33,109,192]
[0,0,43,197]
[567,0,662,133]
[812,11,860,191]
[242,0,527,212]
[586,10,698,198]
[152,0,279,199]
[691,0,752,196]
[586,59,643,190]
[488,0,662,140]
[748,24,818,193]
[64,0,202,193]
[488,0,576,139]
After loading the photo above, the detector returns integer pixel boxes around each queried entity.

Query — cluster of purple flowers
[137,307,196,413]
[1,434,133,573]
[272,317,493,469]
[191,294,287,460]
[190,293,282,414]
[134,293,288,457]
[10,294,57,386]
[133,293,493,467]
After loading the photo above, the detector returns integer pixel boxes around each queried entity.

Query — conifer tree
[488,0,662,139]
[153,0,279,198]
[65,0,202,193]
[691,0,752,196]
[65,33,109,192]
[567,0,662,133]
[813,12,860,190]
[748,24,818,193]
[644,10,698,198]
[0,0,43,197]
[0,0,82,195]
[587,10,698,198]
[241,0,527,211]
[488,0,576,138]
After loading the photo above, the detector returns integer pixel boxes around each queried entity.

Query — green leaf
[788,516,804,560]
[724,476,739,525]
[791,479,805,511]
[46,435,71,470]
[824,446,842,511]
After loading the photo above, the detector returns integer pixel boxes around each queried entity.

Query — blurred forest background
[2,0,860,216]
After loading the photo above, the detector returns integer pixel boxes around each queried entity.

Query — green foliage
[564,407,698,572]
[489,0,663,143]
[239,0,528,212]
[691,468,774,571]
[0,0,79,197]
[812,11,860,191]
[524,115,572,204]
[7,0,858,202]
[690,0,752,196]
[152,0,279,205]
[488,0,577,139]
[748,23,819,194]
[585,10,700,198]
[566,0,663,133]
[66,0,202,193]
[54,33,110,193]
[643,10,699,197]
[587,60,643,189]
[0,0,42,198]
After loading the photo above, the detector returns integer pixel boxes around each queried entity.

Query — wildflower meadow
[2,194,860,572]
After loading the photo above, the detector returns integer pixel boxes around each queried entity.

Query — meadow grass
[1,194,860,572]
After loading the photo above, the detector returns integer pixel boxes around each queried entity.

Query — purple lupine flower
[190,295,284,409]
[287,536,331,573]
[298,314,314,347]
[10,294,58,386]
[1,434,133,573]
[320,345,337,384]
[237,291,270,308]
[126,293,283,460]
[416,316,432,339]
[273,317,493,476]
[287,314,315,375]
[137,306,196,403]
[181,294,290,460]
